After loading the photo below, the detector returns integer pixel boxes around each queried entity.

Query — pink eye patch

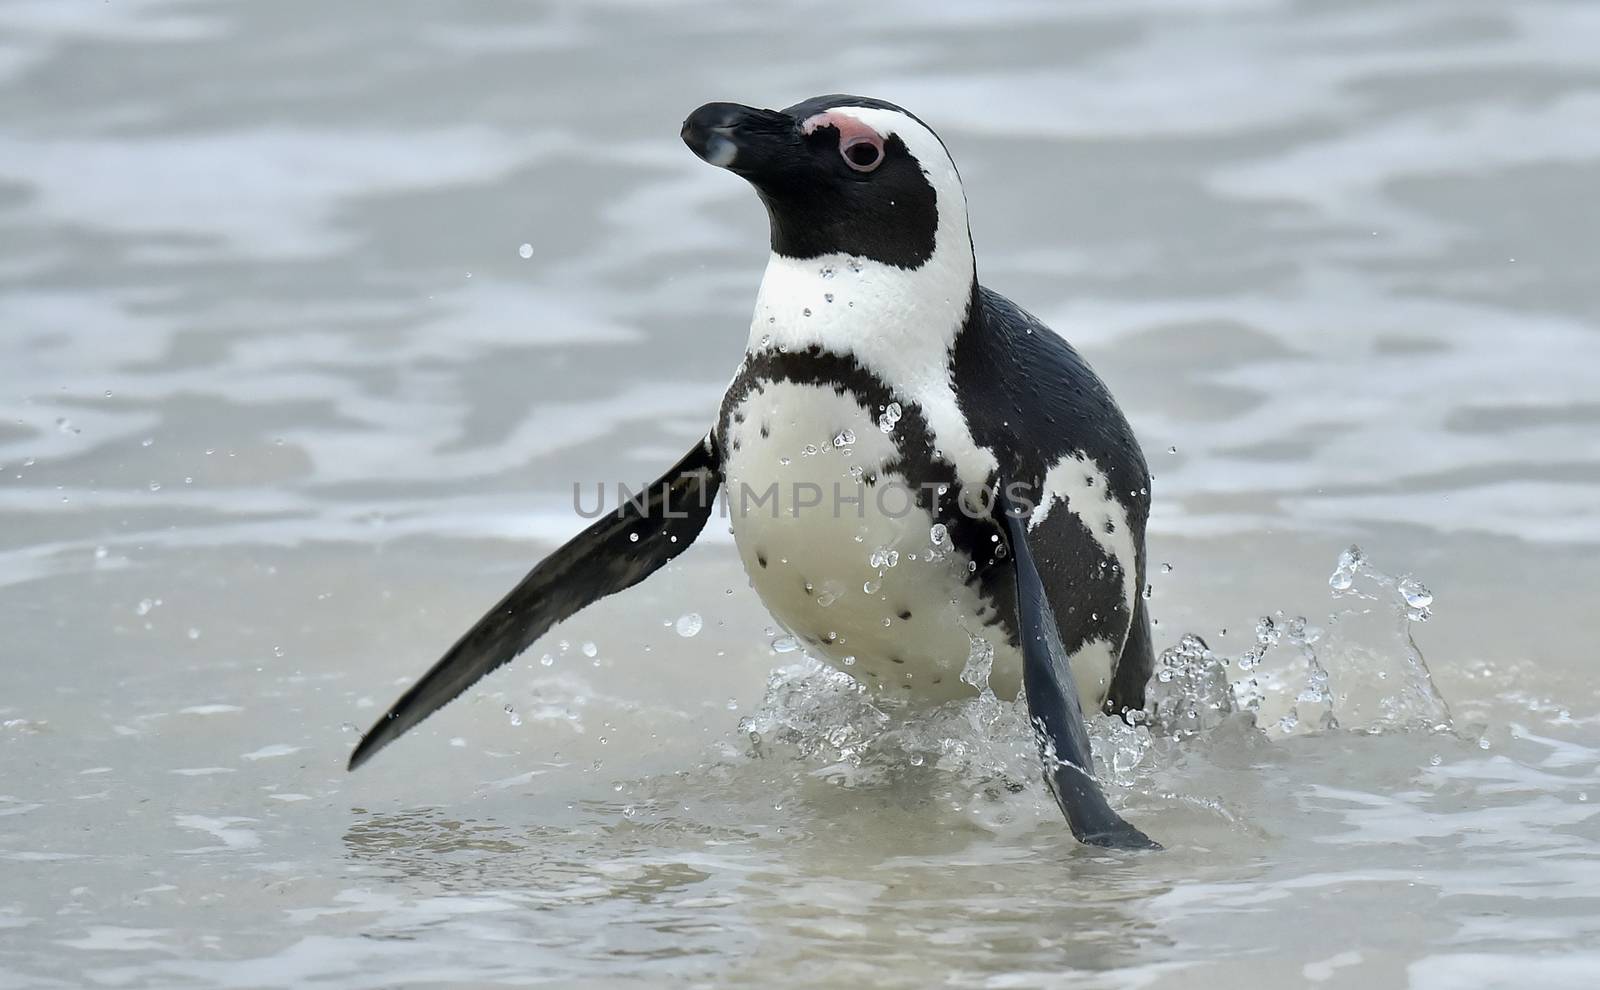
[802,110,886,173]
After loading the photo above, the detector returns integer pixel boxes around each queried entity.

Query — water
[4,1,1599,986]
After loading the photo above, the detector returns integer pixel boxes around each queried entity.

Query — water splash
[1153,544,1452,740]
[716,546,1452,829]
[960,635,995,693]
[1322,546,1452,733]
[1146,633,1236,739]
[732,652,1041,815]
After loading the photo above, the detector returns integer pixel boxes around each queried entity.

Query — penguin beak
[681,102,799,179]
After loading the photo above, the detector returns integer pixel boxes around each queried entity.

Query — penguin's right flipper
[348,436,722,771]
[995,481,1160,851]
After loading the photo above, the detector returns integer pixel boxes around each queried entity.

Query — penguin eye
[802,111,887,174]
[840,135,884,173]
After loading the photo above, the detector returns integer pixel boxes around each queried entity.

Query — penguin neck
[743,232,999,490]
[745,232,978,396]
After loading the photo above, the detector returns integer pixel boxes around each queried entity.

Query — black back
[955,286,1154,711]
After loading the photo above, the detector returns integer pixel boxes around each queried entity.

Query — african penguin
[348,95,1159,849]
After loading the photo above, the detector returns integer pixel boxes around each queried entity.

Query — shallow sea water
[4,1,1600,987]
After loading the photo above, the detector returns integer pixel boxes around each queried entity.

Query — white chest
[722,378,1020,702]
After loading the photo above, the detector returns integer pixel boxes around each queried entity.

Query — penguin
[348,95,1159,850]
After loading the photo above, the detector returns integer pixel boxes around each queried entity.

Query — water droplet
[1398,577,1433,609]
[1160,562,1172,574]
[1142,584,1153,600]
[676,613,703,637]
[628,532,639,543]
[879,402,902,433]
[862,579,881,594]
[1255,616,1280,647]
[518,243,533,259]
[802,308,812,317]
[771,635,799,653]
[833,429,855,447]
[187,627,200,640]
[148,481,161,492]
[539,653,555,667]
[819,266,836,279]
[824,293,834,303]
[961,636,995,690]
[1167,445,1177,454]
[842,655,856,666]
[1329,545,1366,591]
[581,641,598,658]
[135,598,156,617]
[93,546,109,561]
[801,443,818,456]
[929,523,949,547]
[505,704,522,726]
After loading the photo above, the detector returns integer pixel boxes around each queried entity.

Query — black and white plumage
[349,95,1158,849]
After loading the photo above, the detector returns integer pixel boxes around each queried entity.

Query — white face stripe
[747,106,996,490]
[829,106,970,272]
[1030,452,1140,620]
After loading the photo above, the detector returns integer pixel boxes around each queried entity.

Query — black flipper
[1107,596,1155,717]
[996,481,1160,850]
[348,437,722,770]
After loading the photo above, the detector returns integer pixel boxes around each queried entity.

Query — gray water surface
[4,1,1599,987]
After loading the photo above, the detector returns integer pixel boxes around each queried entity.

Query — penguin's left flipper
[348,436,722,771]
[995,481,1161,851]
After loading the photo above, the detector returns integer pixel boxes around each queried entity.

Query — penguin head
[682,95,968,272]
